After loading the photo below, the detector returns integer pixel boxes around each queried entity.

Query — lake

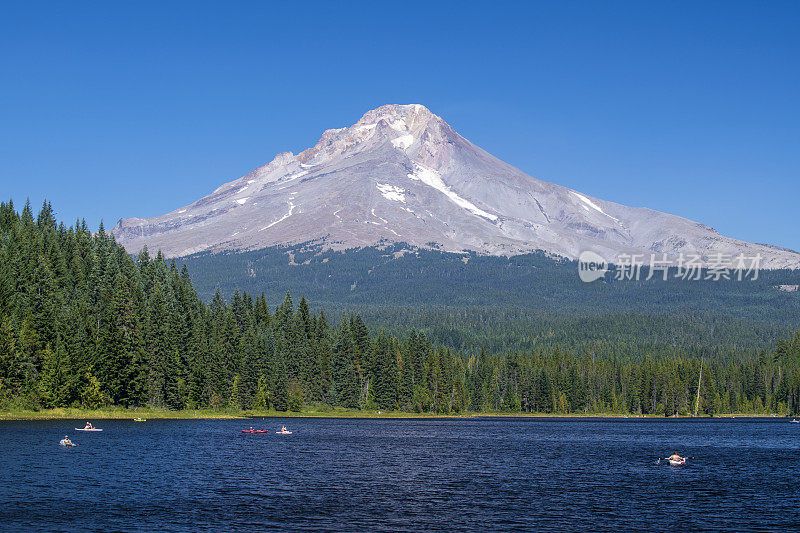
[1,417,798,531]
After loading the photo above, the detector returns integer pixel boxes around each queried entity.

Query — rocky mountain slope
[112,104,800,268]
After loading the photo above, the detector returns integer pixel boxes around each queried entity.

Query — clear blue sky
[1,1,798,250]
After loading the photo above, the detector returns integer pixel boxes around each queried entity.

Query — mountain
[112,104,800,268]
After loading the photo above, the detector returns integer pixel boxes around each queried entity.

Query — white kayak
[276,430,292,435]
[75,428,103,431]
[668,458,686,466]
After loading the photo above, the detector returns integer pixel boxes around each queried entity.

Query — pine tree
[38,344,74,408]
[311,309,331,402]
[272,359,289,411]
[371,331,397,411]
[253,375,270,410]
[229,373,241,410]
[80,370,109,409]
[331,321,359,408]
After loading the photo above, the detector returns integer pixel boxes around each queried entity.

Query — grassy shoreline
[0,407,790,421]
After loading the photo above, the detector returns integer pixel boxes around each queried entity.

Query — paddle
[656,456,693,464]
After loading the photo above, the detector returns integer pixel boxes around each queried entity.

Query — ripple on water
[0,417,798,531]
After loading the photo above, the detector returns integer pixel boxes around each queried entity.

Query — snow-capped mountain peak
[111,104,800,269]
[295,104,445,166]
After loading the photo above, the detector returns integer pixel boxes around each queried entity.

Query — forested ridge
[180,243,800,324]
[2,199,800,415]
[179,242,800,354]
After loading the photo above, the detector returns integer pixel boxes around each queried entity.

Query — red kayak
[242,429,269,433]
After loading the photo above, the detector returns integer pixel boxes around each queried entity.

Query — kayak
[75,428,102,431]
[790,419,799,424]
[668,458,686,466]
[276,430,292,435]
[59,440,77,447]
[242,429,269,433]
[133,418,146,422]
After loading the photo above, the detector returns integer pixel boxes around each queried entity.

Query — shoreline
[0,407,791,421]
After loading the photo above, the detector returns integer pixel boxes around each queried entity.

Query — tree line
[180,240,800,334]
[1,199,799,415]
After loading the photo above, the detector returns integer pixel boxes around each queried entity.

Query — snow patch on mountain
[281,170,308,183]
[570,191,619,222]
[407,163,497,222]
[261,201,295,230]
[376,183,406,203]
[391,134,414,150]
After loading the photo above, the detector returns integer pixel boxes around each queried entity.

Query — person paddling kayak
[83,422,93,430]
[60,435,73,446]
[666,452,687,465]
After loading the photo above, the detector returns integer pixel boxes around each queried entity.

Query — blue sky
[1,1,798,250]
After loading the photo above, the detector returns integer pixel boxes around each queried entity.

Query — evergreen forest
[2,199,800,415]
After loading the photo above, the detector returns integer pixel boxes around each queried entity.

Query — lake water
[0,417,798,531]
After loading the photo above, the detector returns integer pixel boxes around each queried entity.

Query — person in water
[668,452,684,462]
